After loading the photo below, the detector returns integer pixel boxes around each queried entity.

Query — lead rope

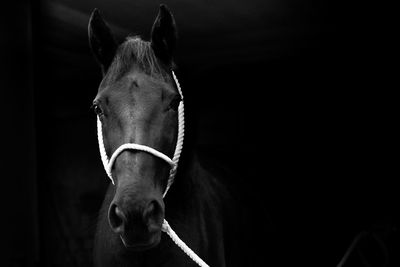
[96,71,209,267]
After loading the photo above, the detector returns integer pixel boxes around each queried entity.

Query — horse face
[89,6,178,250]
[96,69,179,250]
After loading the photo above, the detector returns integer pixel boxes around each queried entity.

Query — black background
[1,0,397,266]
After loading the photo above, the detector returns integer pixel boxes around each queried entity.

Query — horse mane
[103,36,171,84]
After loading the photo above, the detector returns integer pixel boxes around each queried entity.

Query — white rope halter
[96,71,209,267]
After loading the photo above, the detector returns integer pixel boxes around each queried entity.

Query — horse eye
[92,104,103,116]
[169,96,181,111]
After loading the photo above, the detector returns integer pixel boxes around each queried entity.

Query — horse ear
[151,4,177,67]
[88,9,117,74]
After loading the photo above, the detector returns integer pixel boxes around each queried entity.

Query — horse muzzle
[108,196,165,250]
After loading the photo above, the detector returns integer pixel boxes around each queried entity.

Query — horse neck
[164,150,228,222]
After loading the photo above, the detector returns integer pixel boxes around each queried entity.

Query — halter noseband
[107,144,175,173]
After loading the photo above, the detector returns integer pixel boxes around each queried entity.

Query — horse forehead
[102,71,172,98]
[128,72,164,94]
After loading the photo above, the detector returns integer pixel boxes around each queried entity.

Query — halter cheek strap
[96,71,209,267]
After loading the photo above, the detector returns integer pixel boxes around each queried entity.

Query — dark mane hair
[103,36,170,83]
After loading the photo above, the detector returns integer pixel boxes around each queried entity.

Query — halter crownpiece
[96,71,209,267]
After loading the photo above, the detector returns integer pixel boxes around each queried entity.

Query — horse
[88,5,243,267]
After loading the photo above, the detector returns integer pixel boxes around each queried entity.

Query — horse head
[88,5,180,251]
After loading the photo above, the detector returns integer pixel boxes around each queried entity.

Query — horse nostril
[143,200,163,229]
[108,203,126,233]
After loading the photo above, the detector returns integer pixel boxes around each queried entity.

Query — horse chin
[119,232,161,252]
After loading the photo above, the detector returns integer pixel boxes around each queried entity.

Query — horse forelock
[102,36,171,85]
